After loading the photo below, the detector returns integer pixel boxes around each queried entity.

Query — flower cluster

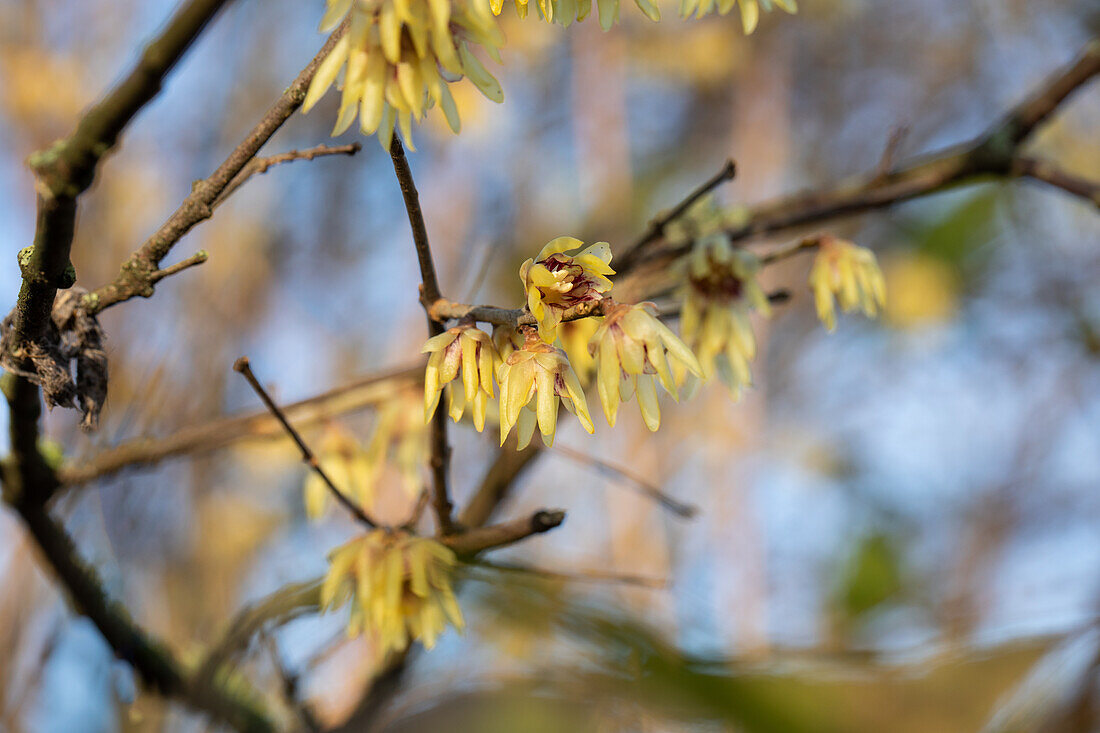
[304,424,376,519]
[423,322,501,431]
[305,0,798,141]
[490,0,658,29]
[490,0,791,30]
[558,316,601,385]
[677,233,772,396]
[809,236,887,332]
[498,331,594,448]
[302,394,428,517]
[413,231,883,450]
[304,0,504,149]
[680,0,797,32]
[520,236,614,344]
[590,301,701,430]
[321,530,464,654]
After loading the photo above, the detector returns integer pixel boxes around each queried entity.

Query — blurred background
[2,0,1099,730]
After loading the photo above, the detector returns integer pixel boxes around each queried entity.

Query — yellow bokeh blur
[883,252,959,329]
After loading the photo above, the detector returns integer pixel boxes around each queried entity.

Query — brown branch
[57,363,421,487]
[627,159,737,257]
[1,3,277,729]
[11,0,235,350]
[198,486,562,707]
[428,297,604,328]
[618,37,1100,271]
[6,499,274,732]
[1013,157,1100,207]
[205,442,551,730]
[197,580,322,686]
[148,249,209,284]
[389,137,444,307]
[212,143,362,208]
[233,357,377,528]
[84,19,351,314]
[759,236,822,266]
[388,136,456,535]
[3,0,236,508]
[468,558,668,589]
[441,510,566,557]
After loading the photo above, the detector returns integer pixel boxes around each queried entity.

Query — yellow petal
[536,236,584,260]
[633,0,661,21]
[380,4,401,64]
[535,369,559,443]
[304,473,328,519]
[597,0,618,30]
[438,82,461,134]
[516,406,538,450]
[472,390,487,432]
[448,384,466,422]
[303,34,350,114]
[321,0,354,31]
[635,375,661,431]
[459,44,503,103]
[738,0,759,32]
[461,335,479,402]
[397,62,424,118]
[376,105,396,150]
[597,342,620,427]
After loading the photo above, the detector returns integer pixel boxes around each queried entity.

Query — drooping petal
[635,375,661,431]
[303,35,350,114]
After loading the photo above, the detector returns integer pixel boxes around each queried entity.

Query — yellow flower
[558,316,602,386]
[491,323,523,367]
[498,331,594,448]
[519,236,615,344]
[590,301,702,431]
[679,0,797,33]
[303,424,376,519]
[490,0,659,29]
[422,323,500,432]
[303,0,505,149]
[676,233,771,395]
[321,530,464,655]
[808,236,887,332]
[365,393,430,499]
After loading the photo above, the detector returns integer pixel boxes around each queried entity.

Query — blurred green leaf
[830,531,904,633]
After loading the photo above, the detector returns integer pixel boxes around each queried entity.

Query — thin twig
[1013,157,1100,207]
[233,357,377,528]
[442,510,566,557]
[549,443,697,519]
[10,499,273,732]
[626,159,737,258]
[260,632,322,733]
[198,510,566,678]
[198,580,322,682]
[213,143,362,207]
[759,236,822,266]
[388,136,456,535]
[12,0,235,348]
[388,137,444,306]
[618,38,1100,271]
[148,249,209,283]
[58,363,421,487]
[467,558,668,589]
[874,125,911,179]
[461,236,503,303]
[204,444,553,731]
[85,19,352,313]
